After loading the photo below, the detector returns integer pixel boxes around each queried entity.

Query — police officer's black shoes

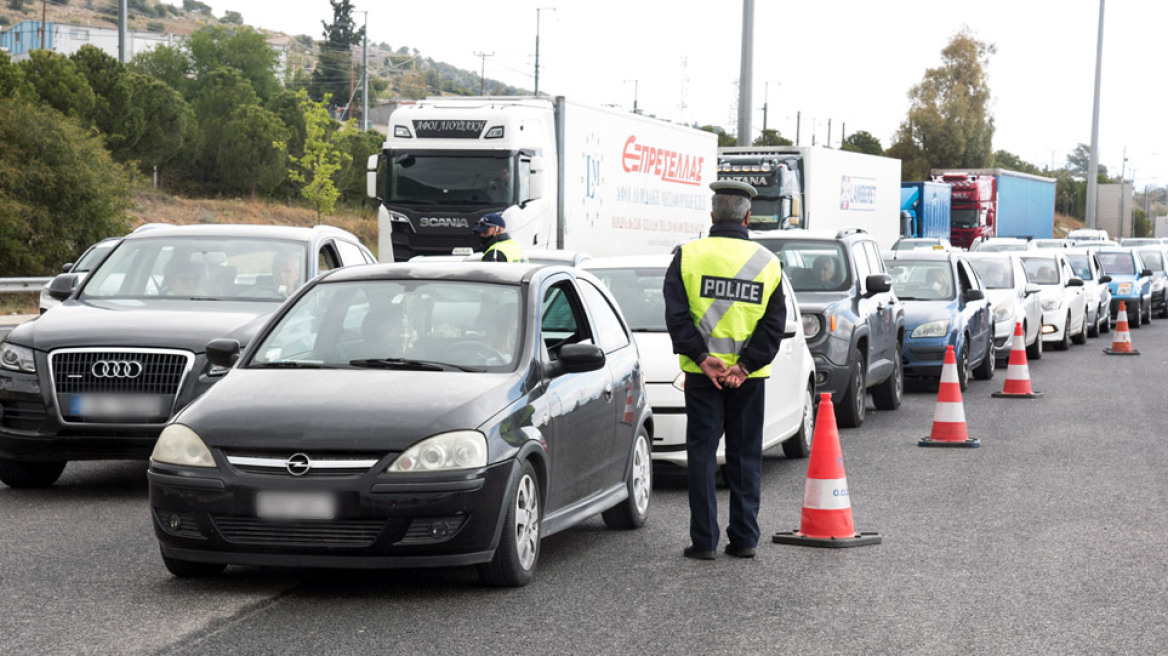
[683,546,716,560]
[724,544,757,559]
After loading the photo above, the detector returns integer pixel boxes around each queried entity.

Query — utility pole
[474,51,494,96]
[735,0,754,147]
[1086,0,1106,229]
[118,0,127,62]
[534,7,555,96]
[40,0,46,51]
[842,122,847,145]
[827,119,832,148]
[762,82,769,131]
[361,11,369,131]
[624,79,639,114]
[795,111,801,146]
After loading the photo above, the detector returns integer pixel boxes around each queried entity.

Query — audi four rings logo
[90,360,144,379]
[285,453,312,476]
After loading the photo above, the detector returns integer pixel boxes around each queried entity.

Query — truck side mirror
[366,153,381,200]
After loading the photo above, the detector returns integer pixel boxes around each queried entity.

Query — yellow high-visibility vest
[484,238,527,263]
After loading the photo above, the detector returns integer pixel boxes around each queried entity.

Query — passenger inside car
[162,259,207,297]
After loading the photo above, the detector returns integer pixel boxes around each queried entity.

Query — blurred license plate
[255,491,337,520]
[70,394,164,418]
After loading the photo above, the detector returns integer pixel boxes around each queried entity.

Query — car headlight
[801,314,823,341]
[992,300,1012,323]
[0,342,36,373]
[388,430,487,473]
[1041,298,1062,311]
[911,320,949,338]
[151,424,216,468]
[1117,283,1133,295]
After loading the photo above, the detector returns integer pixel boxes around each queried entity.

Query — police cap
[709,179,757,199]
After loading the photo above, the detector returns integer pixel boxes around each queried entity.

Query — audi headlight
[0,342,35,373]
[911,320,949,338]
[1041,298,1061,311]
[1117,283,1133,295]
[151,424,215,468]
[388,430,487,473]
[992,300,1012,323]
[801,314,823,341]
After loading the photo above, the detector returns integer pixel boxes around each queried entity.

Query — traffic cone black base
[1102,348,1140,356]
[772,530,882,549]
[918,437,980,448]
[991,390,1043,399]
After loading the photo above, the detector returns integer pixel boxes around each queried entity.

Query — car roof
[321,261,576,286]
[750,228,874,243]
[121,223,361,242]
[883,250,959,262]
[581,254,674,269]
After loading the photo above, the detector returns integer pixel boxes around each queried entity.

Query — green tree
[698,125,736,147]
[311,0,363,105]
[218,104,288,196]
[1133,206,1149,237]
[221,10,243,24]
[281,90,350,222]
[992,150,1042,175]
[1065,143,1109,180]
[130,44,192,96]
[894,28,996,171]
[0,51,32,98]
[333,125,384,206]
[70,45,139,158]
[0,97,131,276]
[840,130,884,156]
[190,67,260,185]
[17,50,95,123]
[187,25,279,101]
[126,72,197,175]
[753,129,792,147]
[886,135,931,181]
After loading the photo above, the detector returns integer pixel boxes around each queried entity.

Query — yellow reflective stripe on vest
[679,237,780,378]
[485,238,527,262]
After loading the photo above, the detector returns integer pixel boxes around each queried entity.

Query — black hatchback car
[148,263,652,587]
[0,224,375,488]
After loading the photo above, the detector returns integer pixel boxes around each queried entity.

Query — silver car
[967,253,1044,361]
[1065,248,1113,337]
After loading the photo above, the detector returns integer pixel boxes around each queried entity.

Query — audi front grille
[48,348,195,425]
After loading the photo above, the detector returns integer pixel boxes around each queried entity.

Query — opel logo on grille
[285,453,312,476]
[90,360,144,379]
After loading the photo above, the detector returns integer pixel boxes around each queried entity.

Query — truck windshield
[951,209,979,229]
[748,198,783,230]
[389,154,514,206]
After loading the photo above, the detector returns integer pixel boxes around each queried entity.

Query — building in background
[1095,182,1133,238]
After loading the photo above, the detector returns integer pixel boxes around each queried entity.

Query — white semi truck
[717,146,903,249]
[366,96,718,261]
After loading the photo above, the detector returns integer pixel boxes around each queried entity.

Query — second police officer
[664,179,786,560]
[472,213,528,262]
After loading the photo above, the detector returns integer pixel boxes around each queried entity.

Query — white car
[583,255,816,467]
[1018,252,1090,351]
[38,237,121,313]
[969,237,1034,253]
[1064,248,1113,337]
[966,253,1043,361]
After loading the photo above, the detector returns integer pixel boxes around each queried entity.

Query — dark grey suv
[0,224,376,488]
[753,228,905,428]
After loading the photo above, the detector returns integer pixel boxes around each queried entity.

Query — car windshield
[755,240,850,292]
[951,208,979,229]
[1065,254,1092,280]
[1019,257,1060,284]
[587,268,666,331]
[1139,250,1164,272]
[81,236,308,301]
[389,153,514,205]
[1031,241,1065,249]
[968,258,1013,289]
[884,260,955,300]
[73,241,119,273]
[893,240,940,251]
[251,280,522,372]
[1097,251,1136,275]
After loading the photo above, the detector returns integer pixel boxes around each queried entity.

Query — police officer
[473,213,528,262]
[664,179,786,560]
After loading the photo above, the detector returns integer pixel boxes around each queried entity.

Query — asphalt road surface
[2,320,1167,655]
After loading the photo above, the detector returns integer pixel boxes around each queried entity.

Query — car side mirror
[47,273,80,301]
[1066,277,1084,287]
[1099,275,1112,283]
[864,273,892,297]
[60,262,75,274]
[963,288,985,302]
[1023,283,1041,296]
[553,343,606,375]
[1141,268,1154,278]
[205,338,241,368]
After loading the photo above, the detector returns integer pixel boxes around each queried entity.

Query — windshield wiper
[349,357,485,372]
[251,361,325,369]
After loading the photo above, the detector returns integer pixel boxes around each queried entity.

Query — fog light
[430,521,451,539]
[1042,324,1056,335]
[168,513,182,531]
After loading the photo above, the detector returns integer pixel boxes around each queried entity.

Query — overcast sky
[192,0,1166,186]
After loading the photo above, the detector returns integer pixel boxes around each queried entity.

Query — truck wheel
[835,353,866,429]
[1026,323,1043,360]
[871,341,903,411]
[973,331,995,380]
[0,458,67,488]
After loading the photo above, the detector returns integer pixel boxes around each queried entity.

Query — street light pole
[534,7,555,96]
[360,11,368,131]
[735,0,754,146]
[1086,0,1106,229]
[474,51,494,96]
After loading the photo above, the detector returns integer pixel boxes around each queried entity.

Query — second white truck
[367,96,718,261]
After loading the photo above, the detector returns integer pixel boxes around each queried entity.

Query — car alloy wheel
[479,460,542,586]
[513,473,540,571]
[956,341,970,391]
[783,383,815,459]
[603,428,652,529]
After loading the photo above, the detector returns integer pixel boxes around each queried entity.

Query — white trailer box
[370,96,716,261]
[718,146,903,249]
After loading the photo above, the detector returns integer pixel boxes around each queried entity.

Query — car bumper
[150,459,516,569]
[991,320,1016,359]
[1040,308,1069,342]
[646,382,726,467]
[902,335,949,378]
[1110,296,1144,321]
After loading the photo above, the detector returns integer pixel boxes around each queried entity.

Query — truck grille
[212,516,385,547]
[50,348,193,395]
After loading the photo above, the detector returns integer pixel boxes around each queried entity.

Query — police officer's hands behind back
[699,356,729,389]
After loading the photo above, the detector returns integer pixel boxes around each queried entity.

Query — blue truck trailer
[931,169,1057,248]
[900,181,951,239]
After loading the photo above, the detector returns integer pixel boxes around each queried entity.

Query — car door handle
[604,384,613,401]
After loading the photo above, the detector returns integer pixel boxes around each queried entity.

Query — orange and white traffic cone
[992,321,1043,399]
[919,345,979,448]
[773,393,881,548]
[1103,301,1140,356]
[620,384,635,424]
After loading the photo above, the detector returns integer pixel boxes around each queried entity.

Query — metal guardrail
[0,277,52,294]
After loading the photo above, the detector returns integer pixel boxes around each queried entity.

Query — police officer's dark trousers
[684,373,765,550]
